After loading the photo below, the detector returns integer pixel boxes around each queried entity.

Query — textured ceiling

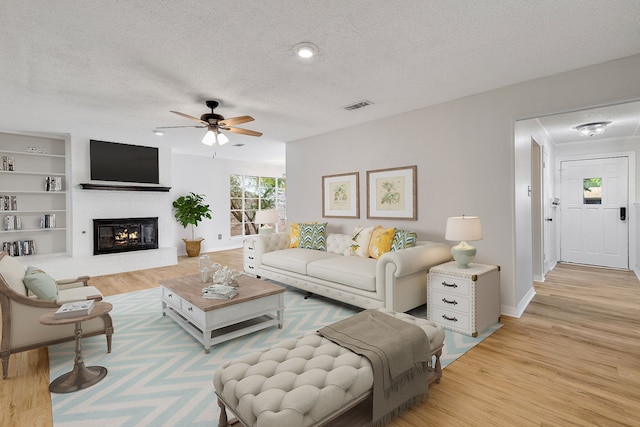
[1,1,639,164]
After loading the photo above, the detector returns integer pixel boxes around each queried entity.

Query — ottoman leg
[217,397,229,427]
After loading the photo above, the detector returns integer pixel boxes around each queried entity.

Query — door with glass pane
[560,156,628,269]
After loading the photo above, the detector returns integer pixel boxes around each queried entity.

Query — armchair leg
[106,327,113,353]
[1,350,9,379]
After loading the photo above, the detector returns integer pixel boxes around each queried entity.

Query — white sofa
[243,232,451,312]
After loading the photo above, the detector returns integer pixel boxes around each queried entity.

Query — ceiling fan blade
[225,126,263,137]
[218,115,254,126]
[156,125,207,129]
[170,110,207,125]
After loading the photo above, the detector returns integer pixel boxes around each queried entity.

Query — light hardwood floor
[2,252,640,426]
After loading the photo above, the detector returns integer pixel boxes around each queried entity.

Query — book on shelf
[1,156,15,171]
[2,240,36,256]
[4,215,22,230]
[0,195,17,211]
[45,176,63,191]
[54,299,95,319]
[40,213,56,228]
[202,284,238,300]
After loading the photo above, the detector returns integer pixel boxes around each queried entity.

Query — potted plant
[172,192,212,257]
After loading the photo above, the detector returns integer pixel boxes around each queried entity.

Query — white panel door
[560,156,628,269]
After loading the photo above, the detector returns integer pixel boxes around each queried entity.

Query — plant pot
[183,238,204,257]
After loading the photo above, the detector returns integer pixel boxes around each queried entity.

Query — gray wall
[286,54,640,317]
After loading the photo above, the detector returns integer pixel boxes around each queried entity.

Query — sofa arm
[377,242,451,278]
[243,232,290,274]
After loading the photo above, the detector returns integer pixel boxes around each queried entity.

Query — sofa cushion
[262,248,341,275]
[391,230,418,251]
[23,266,58,300]
[307,256,377,292]
[368,226,395,259]
[350,225,375,257]
[299,223,327,251]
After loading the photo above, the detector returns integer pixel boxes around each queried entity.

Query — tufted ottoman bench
[213,308,445,427]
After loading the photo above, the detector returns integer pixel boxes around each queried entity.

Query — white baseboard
[501,286,536,318]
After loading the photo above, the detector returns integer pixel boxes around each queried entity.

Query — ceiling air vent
[343,100,373,111]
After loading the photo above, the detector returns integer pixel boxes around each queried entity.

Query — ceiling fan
[156,100,262,146]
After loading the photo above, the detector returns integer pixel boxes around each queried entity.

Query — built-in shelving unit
[0,132,68,257]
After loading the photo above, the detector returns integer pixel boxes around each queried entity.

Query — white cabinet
[0,132,68,257]
[427,261,500,337]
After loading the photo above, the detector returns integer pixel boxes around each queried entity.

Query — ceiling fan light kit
[575,121,611,137]
[158,100,262,146]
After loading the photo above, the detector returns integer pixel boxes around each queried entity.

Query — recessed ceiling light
[293,42,318,58]
[152,130,164,136]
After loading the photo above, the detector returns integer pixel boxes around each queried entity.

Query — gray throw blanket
[318,309,431,426]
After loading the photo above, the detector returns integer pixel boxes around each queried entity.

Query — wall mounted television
[90,140,159,184]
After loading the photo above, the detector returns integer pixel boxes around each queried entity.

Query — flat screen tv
[90,140,159,184]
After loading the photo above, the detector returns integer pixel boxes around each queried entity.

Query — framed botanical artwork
[322,172,360,218]
[366,165,417,220]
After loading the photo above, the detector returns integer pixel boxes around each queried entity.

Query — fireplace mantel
[80,183,171,192]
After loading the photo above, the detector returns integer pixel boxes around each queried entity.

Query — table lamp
[255,209,278,235]
[445,215,482,268]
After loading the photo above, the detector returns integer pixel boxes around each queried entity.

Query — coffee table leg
[49,321,108,393]
[277,308,284,329]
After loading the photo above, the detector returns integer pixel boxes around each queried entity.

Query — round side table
[40,301,113,393]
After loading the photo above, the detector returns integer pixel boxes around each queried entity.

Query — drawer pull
[442,314,458,322]
[441,281,458,289]
[442,298,458,305]
[168,293,173,298]
[248,265,254,270]
[248,256,254,260]
[188,307,193,312]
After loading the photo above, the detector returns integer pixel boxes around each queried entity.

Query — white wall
[170,153,285,256]
[286,54,640,318]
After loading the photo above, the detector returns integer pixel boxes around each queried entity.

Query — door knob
[545,218,553,222]
[620,207,627,221]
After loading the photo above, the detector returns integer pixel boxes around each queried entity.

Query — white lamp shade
[255,209,278,225]
[202,130,216,146]
[445,216,482,242]
[217,132,229,145]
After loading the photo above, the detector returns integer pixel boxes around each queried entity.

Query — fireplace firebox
[93,217,158,255]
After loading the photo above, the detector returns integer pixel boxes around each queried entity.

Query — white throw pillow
[350,225,375,257]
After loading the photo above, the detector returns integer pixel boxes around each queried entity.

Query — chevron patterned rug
[49,285,501,426]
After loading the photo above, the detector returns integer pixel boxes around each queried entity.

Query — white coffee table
[160,274,285,353]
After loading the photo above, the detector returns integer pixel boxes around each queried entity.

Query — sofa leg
[304,292,313,300]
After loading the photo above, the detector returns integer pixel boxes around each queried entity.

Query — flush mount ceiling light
[152,130,164,136]
[293,42,318,58]
[574,121,612,137]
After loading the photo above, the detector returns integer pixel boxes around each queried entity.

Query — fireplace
[93,217,158,255]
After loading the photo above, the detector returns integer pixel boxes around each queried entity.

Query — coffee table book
[54,300,95,319]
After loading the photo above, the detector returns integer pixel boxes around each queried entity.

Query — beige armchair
[0,252,113,379]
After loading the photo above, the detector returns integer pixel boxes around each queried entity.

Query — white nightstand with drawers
[427,261,500,337]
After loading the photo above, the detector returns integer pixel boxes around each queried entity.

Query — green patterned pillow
[390,230,418,251]
[299,222,327,251]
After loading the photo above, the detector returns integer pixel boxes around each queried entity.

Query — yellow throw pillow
[289,223,301,248]
[368,226,396,259]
